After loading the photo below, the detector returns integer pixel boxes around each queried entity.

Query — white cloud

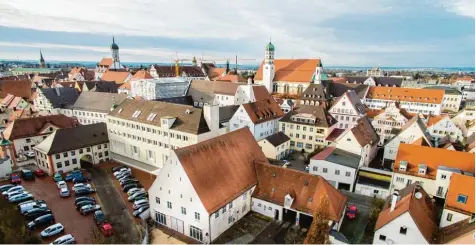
[439,0,475,18]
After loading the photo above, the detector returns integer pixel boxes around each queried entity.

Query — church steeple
[39,50,46,68]
[110,37,121,70]
[263,40,275,93]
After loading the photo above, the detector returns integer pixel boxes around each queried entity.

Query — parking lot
[268,151,309,172]
[339,191,373,244]
[2,171,97,244]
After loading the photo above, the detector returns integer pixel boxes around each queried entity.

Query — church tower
[313,59,324,84]
[39,50,46,68]
[263,41,275,93]
[110,37,121,70]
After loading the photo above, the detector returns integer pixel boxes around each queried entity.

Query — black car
[76,200,96,210]
[117,173,132,181]
[74,196,95,205]
[93,210,106,225]
[72,176,91,184]
[122,183,142,192]
[120,179,139,187]
[133,202,149,211]
[24,208,52,220]
[74,188,95,197]
[27,214,55,230]
[112,166,126,172]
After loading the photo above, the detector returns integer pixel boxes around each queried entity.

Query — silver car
[40,223,64,238]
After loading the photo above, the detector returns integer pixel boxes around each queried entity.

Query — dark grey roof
[345,76,369,84]
[325,82,369,100]
[219,105,240,123]
[264,132,290,147]
[155,96,194,106]
[280,105,337,128]
[34,123,108,154]
[40,87,79,108]
[325,148,361,169]
[374,77,403,87]
[300,84,327,101]
[72,92,127,113]
[93,81,119,93]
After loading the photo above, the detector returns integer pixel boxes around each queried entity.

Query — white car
[72,183,91,192]
[60,188,70,197]
[25,151,36,158]
[57,181,67,189]
[127,188,145,196]
[2,185,24,196]
[113,168,131,177]
[40,223,64,238]
[50,234,75,244]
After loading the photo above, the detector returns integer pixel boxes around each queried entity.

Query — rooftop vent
[272,173,276,177]
[185,109,191,114]
[414,192,422,199]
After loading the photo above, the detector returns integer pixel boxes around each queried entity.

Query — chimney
[390,192,399,212]
[203,105,219,136]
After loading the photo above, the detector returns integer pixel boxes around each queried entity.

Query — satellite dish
[415,192,423,199]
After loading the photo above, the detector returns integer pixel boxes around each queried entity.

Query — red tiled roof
[255,59,319,83]
[98,58,113,66]
[0,80,33,99]
[242,99,284,124]
[367,87,444,104]
[131,70,153,80]
[3,114,79,140]
[446,174,474,214]
[101,71,131,84]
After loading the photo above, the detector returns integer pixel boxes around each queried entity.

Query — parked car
[133,207,149,217]
[21,203,48,214]
[128,192,147,202]
[74,196,95,205]
[18,199,45,208]
[24,208,52,220]
[34,169,46,177]
[57,181,67,189]
[346,204,358,219]
[21,169,35,180]
[118,175,133,182]
[133,199,149,209]
[122,183,142,192]
[10,174,21,184]
[9,193,33,203]
[80,204,101,215]
[93,210,106,225]
[112,166,126,172]
[72,183,91,193]
[133,203,149,212]
[113,168,130,177]
[40,223,64,238]
[27,214,55,230]
[72,176,90,184]
[76,200,96,210]
[5,190,29,199]
[51,234,75,244]
[0,184,15,192]
[101,223,114,237]
[60,188,70,197]
[116,172,132,180]
[65,170,82,182]
[120,179,139,187]
[25,151,36,158]
[53,173,63,182]
[2,185,23,196]
[74,187,95,197]
[127,188,145,196]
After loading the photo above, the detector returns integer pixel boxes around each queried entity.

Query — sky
[0,0,474,67]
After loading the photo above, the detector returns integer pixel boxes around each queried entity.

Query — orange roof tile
[457,76,474,81]
[446,174,474,215]
[98,58,113,66]
[101,71,131,84]
[367,87,444,104]
[366,109,384,118]
[426,114,447,127]
[207,67,226,80]
[131,70,153,80]
[253,163,347,221]
[119,81,131,90]
[255,59,319,83]
[375,185,436,243]
[214,74,245,83]
[242,99,284,124]
[394,144,475,179]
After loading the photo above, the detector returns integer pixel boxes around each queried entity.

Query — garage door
[359,187,372,196]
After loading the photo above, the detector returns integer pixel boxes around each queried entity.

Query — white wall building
[391,144,474,199]
[329,90,366,129]
[371,102,412,146]
[257,132,290,160]
[130,78,190,100]
[107,99,224,174]
[439,174,474,228]
[309,147,360,191]
[366,67,384,77]
[425,114,463,142]
[34,123,109,175]
[354,167,392,199]
[425,86,462,113]
[365,87,444,116]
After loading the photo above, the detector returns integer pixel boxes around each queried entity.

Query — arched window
[298,85,304,94]
[273,83,278,93]
[284,84,289,93]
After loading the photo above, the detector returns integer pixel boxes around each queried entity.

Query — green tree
[366,197,385,233]
[0,198,41,243]
[304,195,330,244]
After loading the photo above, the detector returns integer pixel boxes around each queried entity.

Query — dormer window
[399,161,408,171]
[418,164,427,175]
[457,194,468,204]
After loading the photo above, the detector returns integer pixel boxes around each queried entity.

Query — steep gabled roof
[280,105,337,128]
[263,132,290,147]
[445,174,474,215]
[40,88,79,109]
[0,80,33,99]
[255,59,320,82]
[350,117,379,146]
[241,99,284,124]
[3,114,79,140]
[253,162,347,221]
[252,86,273,101]
[72,92,127,113]
[98,58,113,66]
[34,123,109,154]
[131,70,153,80]
[174,128,267,213]
[101,71,131,84]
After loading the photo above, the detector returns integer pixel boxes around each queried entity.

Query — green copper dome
[111,37,119,50]
[266,42,275,52]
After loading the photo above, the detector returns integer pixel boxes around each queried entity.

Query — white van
[50,234,75,244]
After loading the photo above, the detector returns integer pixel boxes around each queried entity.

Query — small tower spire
[110,36,121,70]
[39,50,46,68]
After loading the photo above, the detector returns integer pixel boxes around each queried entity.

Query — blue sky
[0,0,474,67]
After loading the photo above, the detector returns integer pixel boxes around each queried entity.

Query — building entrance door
[170,217,184,234]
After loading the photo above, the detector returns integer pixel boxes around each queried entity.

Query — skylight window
[147,113,157,121]
[132,110,142,118]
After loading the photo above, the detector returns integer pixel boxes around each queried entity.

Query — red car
[101,223,114,237]
[11,174,21,184]
[346,205,358,219]
[34,169,46,177]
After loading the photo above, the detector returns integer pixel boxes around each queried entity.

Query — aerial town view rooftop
[0,0,474,244]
